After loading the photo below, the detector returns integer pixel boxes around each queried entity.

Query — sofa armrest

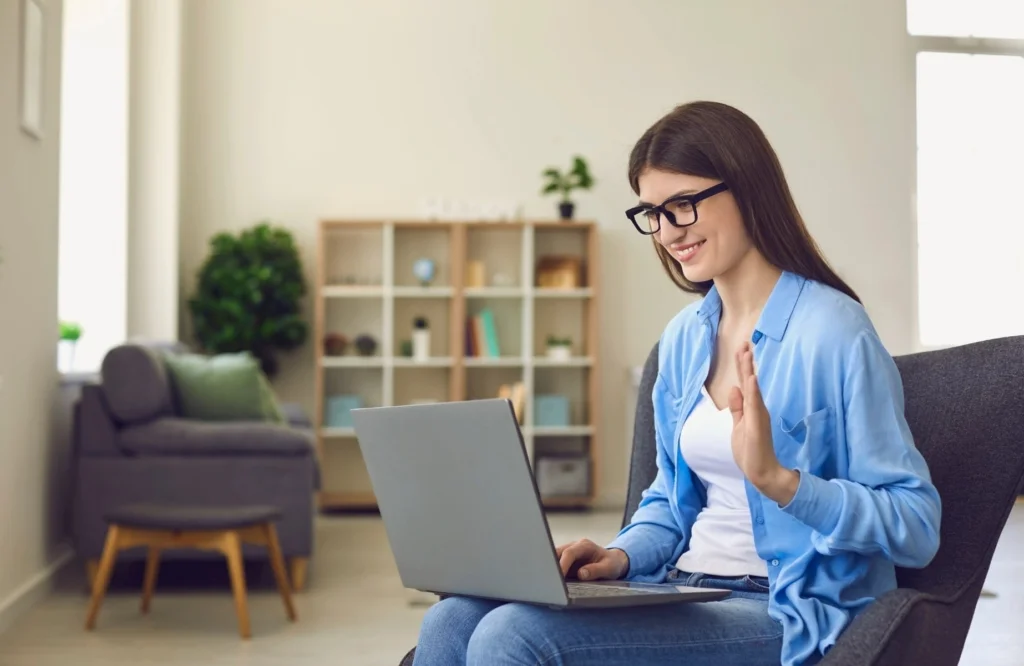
[76,385,122,456]
[118,418,314,457]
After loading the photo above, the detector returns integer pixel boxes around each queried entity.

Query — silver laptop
[351,398,730,609]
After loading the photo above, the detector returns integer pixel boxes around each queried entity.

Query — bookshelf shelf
[314,219,600,511]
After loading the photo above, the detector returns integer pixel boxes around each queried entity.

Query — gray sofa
[70,341,318,589]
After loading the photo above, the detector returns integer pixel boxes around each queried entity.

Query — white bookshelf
[314,219,600,511]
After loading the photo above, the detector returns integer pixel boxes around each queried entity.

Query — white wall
[0,0,69,630]
[179,0,915,507]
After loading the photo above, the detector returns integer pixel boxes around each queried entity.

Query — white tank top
[675,385,768,577]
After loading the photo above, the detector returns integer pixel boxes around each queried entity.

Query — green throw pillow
[163,351,285,423]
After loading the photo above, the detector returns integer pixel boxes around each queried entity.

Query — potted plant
[58,321,82,372]
[323,333,348,356]
[355,334,378,357]
[546,335,573,361]
[188,222,308,377]
[541,156,595,220]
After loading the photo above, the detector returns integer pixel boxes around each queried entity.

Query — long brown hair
[628,101,860,304]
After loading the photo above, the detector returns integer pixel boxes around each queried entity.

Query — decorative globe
[413,258,436,286]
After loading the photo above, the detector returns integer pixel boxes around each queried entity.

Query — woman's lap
[412,583,782,666]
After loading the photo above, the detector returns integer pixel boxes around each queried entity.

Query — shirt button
[771,559,780,567]
[752,331,763,343]
[756,516,765,525]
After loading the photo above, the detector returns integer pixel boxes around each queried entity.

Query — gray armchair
[399,335,1024,665]
[70,342,318,590]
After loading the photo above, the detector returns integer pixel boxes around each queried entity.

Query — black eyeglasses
[625,182,730,235]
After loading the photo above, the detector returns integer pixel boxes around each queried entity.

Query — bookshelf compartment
[394,225,452,288]
[393,297,452,358]
[323,226,384,288]
[322,367,384,425]
[534,226,590,289]
[533,366,590,427]
[466,366,525,404]
[464,297,523,359]
[393,366,451,407]
[466,225,524,288]
[324,298,384,359]
[534,298,591,360]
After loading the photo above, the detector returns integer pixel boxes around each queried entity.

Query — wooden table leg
[141,546,161,614]
[263,524,297,621]
[221,531,251,639]
[289,557,308,592]
[85,526,121,630]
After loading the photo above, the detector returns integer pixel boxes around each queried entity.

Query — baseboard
[0,546,75,637]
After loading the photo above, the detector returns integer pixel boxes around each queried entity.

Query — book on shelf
[465,308,501,357]
[498,381,526,423]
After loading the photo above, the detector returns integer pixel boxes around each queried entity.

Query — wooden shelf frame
[314,219,599,511]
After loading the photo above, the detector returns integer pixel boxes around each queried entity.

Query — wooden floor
[0,506,1021,665]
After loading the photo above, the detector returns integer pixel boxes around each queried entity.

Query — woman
[412,101,942,666]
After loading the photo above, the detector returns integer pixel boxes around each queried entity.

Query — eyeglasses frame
[625,181,730,235]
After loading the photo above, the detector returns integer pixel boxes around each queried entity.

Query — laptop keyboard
[567,582,657,597]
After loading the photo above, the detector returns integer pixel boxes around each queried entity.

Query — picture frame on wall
[20,0,46,140]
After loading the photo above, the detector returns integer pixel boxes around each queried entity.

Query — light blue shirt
[607,270,942,666]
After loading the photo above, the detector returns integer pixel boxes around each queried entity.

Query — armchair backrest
[621,335,1024,648]
[890,336,1024,600]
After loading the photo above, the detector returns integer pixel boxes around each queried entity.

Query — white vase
[413,329,430,362]
[546,345,571,361]
[58,340,77,373]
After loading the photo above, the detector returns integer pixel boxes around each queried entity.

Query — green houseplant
[541,156,595,220]
[58,321,83,372]
[188,222,308,377]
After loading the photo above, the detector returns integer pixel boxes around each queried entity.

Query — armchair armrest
[118,418,314,457]
[822,588,941,666]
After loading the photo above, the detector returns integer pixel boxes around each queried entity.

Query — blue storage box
[534,394,570,427]
[325,394,363,427]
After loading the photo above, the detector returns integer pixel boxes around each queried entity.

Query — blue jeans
[412,570,783,665]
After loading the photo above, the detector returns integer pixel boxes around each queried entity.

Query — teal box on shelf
[325,394,363,427]
[534,394,570,427]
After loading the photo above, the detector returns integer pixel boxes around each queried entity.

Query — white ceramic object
[546,345,571,361]
[413,329,431,362]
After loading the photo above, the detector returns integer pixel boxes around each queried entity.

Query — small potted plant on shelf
[541,155,595,220]
[323,333,348,356]
[354,334,378,357]
[546,335,573,361]
[58,321,82,372]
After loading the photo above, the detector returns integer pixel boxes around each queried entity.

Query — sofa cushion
[118,418,313,457]
[100,344,177,424]
[163,352,284,423]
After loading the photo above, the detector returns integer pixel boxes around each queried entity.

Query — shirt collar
[697,270,806,342]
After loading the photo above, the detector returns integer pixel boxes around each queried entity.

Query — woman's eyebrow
[638,189,698,206]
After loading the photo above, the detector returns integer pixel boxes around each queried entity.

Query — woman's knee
[420,596,496,641]
[466,603,548,665]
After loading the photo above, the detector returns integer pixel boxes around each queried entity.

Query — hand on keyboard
[555,538,630,581]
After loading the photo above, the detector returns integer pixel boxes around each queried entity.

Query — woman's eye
[670,200,694,213]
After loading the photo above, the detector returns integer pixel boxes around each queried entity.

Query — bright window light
[915,51,1024,347]
[907,0,1024,38]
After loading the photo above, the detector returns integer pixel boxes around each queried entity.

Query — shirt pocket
[774,406,836,474]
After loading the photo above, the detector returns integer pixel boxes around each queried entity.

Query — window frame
[911,33,1024,352]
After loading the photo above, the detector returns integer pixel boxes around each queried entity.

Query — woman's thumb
[578,559,609,581]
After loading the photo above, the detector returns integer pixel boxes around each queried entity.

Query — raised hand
[728,341,800,504]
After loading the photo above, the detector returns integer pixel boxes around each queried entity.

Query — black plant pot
[558,201,575,220]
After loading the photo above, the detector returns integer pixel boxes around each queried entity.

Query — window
[910,4,1024,348]
[59,0,128,372]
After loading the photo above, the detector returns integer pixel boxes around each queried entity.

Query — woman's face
[636,168,752,284]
